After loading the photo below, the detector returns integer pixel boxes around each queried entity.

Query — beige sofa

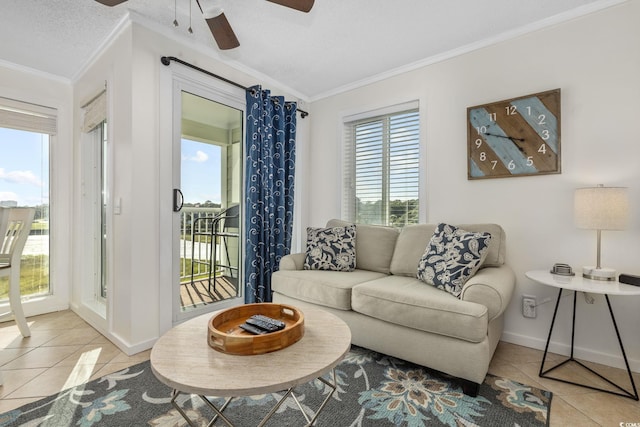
[272,219,515,396]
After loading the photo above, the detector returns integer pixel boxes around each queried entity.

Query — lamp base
[582,266,616,281]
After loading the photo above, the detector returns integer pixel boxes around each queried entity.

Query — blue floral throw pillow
[417,223,492,298]
[304,225,356,271]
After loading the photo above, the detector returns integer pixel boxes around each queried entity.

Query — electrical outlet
[522,295,537,318]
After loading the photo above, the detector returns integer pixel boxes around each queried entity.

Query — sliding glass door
[173,84,244,321]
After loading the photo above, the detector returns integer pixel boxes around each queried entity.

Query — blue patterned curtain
[244,86,297,303]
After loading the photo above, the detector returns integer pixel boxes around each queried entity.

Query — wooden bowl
[208,303,304,355]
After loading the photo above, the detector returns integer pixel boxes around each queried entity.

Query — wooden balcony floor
[180,275,239,310]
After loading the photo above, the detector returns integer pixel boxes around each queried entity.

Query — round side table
[525,270,639,400]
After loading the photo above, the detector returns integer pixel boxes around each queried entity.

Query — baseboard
[108,334,156,356]
[70,302,156,356]
[501,331,640,373]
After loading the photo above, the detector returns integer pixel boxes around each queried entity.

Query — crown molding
[309,0,629,102]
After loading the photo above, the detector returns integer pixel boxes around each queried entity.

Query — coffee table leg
[298,369,338,426]
[171,369,338,427]
[171,389,235,427]
[200,396,234,427]
[258,368,338,427]
[170,389,198,427]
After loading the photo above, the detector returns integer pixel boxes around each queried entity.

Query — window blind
[81,90,107,133]
[343,106,420,226]
[0,97,57,135]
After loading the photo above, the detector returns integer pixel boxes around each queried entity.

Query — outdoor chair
[190,205,239,293]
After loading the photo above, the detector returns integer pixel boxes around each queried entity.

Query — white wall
[306,1,640,370]
[72,23,133,349]
[70,17,310,354]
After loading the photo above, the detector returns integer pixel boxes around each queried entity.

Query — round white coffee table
[150,305,352,426]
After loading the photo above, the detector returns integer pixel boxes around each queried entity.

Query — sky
[1,129,222,207]
[181,138,222,205]
[0,127,49,207]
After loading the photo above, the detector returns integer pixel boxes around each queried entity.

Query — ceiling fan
[95,0,315,50]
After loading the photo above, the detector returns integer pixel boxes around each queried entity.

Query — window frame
[0,95,71,317]
[341,101,422,227]
[78,90,109,317]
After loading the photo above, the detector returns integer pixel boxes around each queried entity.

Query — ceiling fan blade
[205,13,240,50]
[94,0,128,6]
[267,0,314,13]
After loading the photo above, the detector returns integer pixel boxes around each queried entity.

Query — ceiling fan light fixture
[203,6,225,19]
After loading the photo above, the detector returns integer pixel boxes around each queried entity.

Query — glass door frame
[159,68,245,329]
[0,96,71,317]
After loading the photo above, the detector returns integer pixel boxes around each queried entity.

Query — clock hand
[485,132,525,142]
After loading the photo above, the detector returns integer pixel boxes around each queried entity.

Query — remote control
[250,315,286,330]
[246,317,282,332]
[239,323,269,335]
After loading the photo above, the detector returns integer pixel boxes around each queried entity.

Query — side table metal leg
[604,295,638,400]
[569,291,577,359]
[539,288,564,376]
[538,291,639,400]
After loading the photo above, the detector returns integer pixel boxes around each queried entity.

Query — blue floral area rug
[0,346,551,426]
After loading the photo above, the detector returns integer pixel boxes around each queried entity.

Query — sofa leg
[461,379,480,397]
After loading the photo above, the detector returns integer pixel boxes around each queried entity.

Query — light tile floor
[0,310,639,426]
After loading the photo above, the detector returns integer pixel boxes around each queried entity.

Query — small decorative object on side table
[525,269,639,400]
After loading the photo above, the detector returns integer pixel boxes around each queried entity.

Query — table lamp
[574,185,629,281]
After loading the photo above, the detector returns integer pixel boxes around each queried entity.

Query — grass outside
[30,222,48,232]
[180,258,221,284]
[0,254,49,300]
[0,255,222,300]
[181,234,223,244]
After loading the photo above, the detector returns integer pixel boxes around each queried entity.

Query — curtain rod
[160,56,309,118]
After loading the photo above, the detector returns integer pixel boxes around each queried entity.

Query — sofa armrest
[460,265,515,321]
[279,253,306,271]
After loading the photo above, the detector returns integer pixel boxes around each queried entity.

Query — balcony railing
[2,207,233,301]
[179,207,222,283]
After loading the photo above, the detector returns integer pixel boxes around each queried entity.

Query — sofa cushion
[271,269,387,310]
[390,223,506,276]
[351,275,488,343]
[327,219,399,274]
[417,223,492,298]
[304,225,357,271]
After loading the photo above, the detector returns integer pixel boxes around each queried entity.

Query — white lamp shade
[574,186,629,230]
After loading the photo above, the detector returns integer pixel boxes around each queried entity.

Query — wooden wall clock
[467,89,561,180]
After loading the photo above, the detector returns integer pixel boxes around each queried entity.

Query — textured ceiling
[0,0,620,100]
